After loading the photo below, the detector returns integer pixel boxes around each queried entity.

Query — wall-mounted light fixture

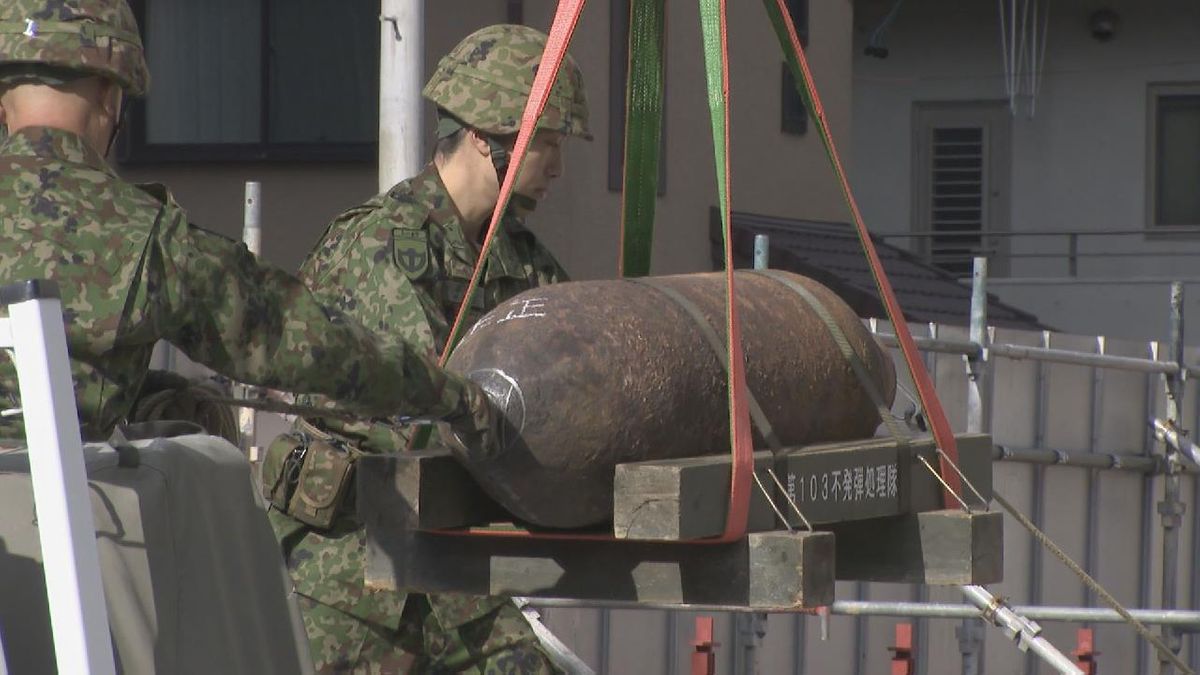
[1089,8,1119,42]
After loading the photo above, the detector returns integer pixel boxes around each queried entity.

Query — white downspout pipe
[379,0,425,192]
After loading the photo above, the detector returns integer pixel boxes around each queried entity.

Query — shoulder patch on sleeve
[392,228,430,279]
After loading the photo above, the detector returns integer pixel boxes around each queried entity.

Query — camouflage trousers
[298,592,560,674]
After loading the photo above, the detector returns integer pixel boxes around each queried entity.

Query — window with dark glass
[120,0,379,162]
[779,0,808,136]
[1150,86,1200,227]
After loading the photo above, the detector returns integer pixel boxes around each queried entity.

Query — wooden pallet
[358,433,1002,610]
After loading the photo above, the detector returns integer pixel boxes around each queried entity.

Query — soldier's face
[515,130,566,201]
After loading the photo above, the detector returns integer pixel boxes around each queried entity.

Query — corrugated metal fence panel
[539,323,1195,674]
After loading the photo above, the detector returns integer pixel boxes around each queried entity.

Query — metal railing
[876,229,1200,278]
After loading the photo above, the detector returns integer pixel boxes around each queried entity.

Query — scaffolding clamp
[1152,418,1200,470]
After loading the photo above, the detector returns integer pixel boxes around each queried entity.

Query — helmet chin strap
[484,136,538,215]
[436,111,540,215]
[104,96,129,158]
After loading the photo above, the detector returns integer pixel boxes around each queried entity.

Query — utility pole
[379,0,425,191]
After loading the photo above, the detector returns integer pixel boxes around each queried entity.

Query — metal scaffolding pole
[526,598,1200,628]
[1029,329,1051,675]
[873,332,980,358]
[958,257,990,674]
[932,587,1065,675]
[992,444,1181,474]
[1159,282,1187,675]
[827,600,1200,629]
[1191,388,1200,672]
[989,342,1181,375]
[1084,336,1105,613]
[873,333,1181,375]
[1141,362,1162,675]
[238,181,262,458]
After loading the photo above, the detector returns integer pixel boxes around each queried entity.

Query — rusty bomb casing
[444,270,897,528]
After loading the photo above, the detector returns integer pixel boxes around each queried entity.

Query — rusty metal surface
[445,270,897,527]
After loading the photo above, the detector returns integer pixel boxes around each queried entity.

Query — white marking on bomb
[496,297,548,324]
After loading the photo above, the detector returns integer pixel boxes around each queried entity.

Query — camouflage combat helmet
[0,0,149,97]
[423,24,591,141]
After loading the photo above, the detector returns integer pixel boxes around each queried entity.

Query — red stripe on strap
[712,0,754,542]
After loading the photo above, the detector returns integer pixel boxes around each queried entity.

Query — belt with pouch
[262,419,362,530]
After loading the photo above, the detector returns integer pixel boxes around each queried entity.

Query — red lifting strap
[765,0,963,506]
[439,0,590,362]
[696,0,755,541]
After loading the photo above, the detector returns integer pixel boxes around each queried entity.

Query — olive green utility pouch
[287,437,358,530]
[261,432,305,512]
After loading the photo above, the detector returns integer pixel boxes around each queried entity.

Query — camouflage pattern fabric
[423,24,591,141]
[304,162,567,358]
[0,127,477,440]
[0,0,150,96]
[294,592,556,675]
[270,163,567,672]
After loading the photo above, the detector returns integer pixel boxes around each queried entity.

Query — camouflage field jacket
[273,163,567,629]
[0,127,469,440]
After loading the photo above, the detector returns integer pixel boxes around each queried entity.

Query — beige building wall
[121,0,854,278]
[849,0,1200,342]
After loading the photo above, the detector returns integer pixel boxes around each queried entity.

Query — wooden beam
[362,525,835,610]
[354,452,505,531]
[826,509,1004,585]
[358,454,835,608]
[613,433,994,540]
[613,450,778,540]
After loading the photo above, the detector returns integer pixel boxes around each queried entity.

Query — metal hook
[379,15,402,42]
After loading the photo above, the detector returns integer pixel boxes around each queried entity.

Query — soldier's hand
[440,377,502,459]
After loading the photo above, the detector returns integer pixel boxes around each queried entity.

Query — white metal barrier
[0,280,115,675]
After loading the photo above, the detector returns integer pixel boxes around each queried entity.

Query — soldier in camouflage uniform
[0,0,496,448]
[271,24,591,674]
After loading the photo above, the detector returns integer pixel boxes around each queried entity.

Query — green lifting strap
[697,0,755,542]
[751,270,908,443]
[618,0,667,278]
[629,277,783,451]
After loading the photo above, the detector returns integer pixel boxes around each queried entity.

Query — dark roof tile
[710,210,1047,331]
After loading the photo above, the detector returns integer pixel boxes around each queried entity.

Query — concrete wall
[849,0,1200,341]
[120,0,854,280]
